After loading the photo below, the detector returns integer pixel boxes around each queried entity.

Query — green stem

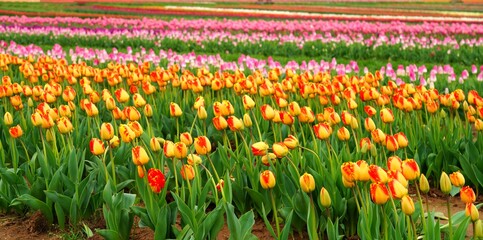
[410,216,417,240]
[251,109,263,141]
[270,189,280,238]
[447,196,453,240]
[415,183,427,235]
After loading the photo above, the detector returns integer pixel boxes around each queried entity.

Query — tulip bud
[100,122,114,140]
[109,136,120,148]
[84,102,99,117]
[368,165,389,183]
[300,173,316,193]
[260,104,275,121]
[370,182,390,205]
[401,195,415,215]
[9,125,23,138]
[89,138,105,156]
[465,203,480,222]
[180,132,193,146]
[449,171,465,188]
[387,156,402,172]
[194,136,211,155]
[460,186,476,204]
[132,146,149,166]
[261,153,277,166]
[394,132,408,148]
[213,116,228,130]
[364,117,376,132]
[260,170,276,189]
[341,162,357,182]
[342,176,355,188]
[227,116,244,131]
[133,93,146,108]
[197,106,207,120]
[388,179,408,199]
[187,154,202,165]
[272,142,288,158]
[402,159,420,181]
[114,88,130,103]
[243,113,252,127]
[137,165,145,178]
[419,174,430,193]
[56,117,73,134]
[475,220,483,237]
[320,187,332,208]
[283,135,299,149]
[288,101,301,116]
[440,172,452,195]
[380,108,394,123]
[144,104,153,117]
[163,140,175,158]
[337,127,350,141]
[385,135,399,152]
[150,137,161,152]
[4,112,13,126]
[119,124,135,143]
[216,179,225,192]
[440,109,447,118]
[242,95,256,110]
[128,121,143,138]
[180,164,195,181]
[251,142,269,156]
[169,102,183,117]
[355,160,371,182]
[313,123,332,140]
[174,142,188,159]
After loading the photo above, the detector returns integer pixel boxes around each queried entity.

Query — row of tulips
[0,52,482,239]
[1,41,483,94]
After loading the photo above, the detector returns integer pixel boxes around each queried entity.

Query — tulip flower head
[260,170,276,189]
[368,165,389,183]
[440,172,452,195]
[194,136,211,155]
[370,182,390,205]
[320,187,332,208]
[401,159,420,181]
[180,164,195,181]
[132,146,149,166]
[465,203,479,222]
[89,138,105,156]
[251,142,269,156]
[169,102,183,117]
[300,173,316,193]
[9,125,23,138]
[401,195,415,215]
[449,171,465,187]
[460,186,476,204]
[147,168,166,193]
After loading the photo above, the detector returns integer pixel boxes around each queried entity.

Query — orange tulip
[370,182,390,205]
[180,164,195,181]
[272,142,288,158]
[260,104,275,121]
[187,154,202,165]
[300,173,316,193]
[337,127,350,141]
[465,203,479,222]
[341,162,357,182]
[298,106,315,123]
[123,106,141,121]
[194,136,211,155]
[132,93,146,108]
[251,142,269,156]
[150,137,162,152]
[227,116,244,131]
[387,156,402,172]
[368,165,388,183]
[100,122,114,140]
[128,121,143,137]
[260,170,276,189]
[450,171,465,187]
[84,102,99,117]
[388,179,408,199]
[283,135,299,149]
[213,116,228,131]
[279,111,294,125]
[147,168,166,193]
[380,108,394,123]
[114,88,130,103]
[174,142,188,159]
[401,159,420,181]
[385,135,399,152]
[193,96,205,110]
[401,195,415,215]
[9,125,23,138]
[119,124,135,143]
[288,101,301,116]
[197,106,207,120]
[56,117,73,134]
[364,105,377,117]
[169,102,183,117]
[460,186,476,204]
[137,165,145,178]
[313,123,332,140]
[41,113,55,129]
[364,117,376,132]
[180,132,193,146]
[132,146,149,166]
[89,138,105,156]
[261,153,277,166]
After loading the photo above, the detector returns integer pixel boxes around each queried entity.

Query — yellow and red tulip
[194,136,211,155]
[300,173,316,193]
[260,170,276,189]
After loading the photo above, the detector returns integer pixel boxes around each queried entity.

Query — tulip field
[0,1,483,240]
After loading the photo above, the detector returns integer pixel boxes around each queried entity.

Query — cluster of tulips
[0,51,482,239]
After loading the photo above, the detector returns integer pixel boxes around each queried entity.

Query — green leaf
[453,216,470,240]
[224,203,241,240]
[54,202,65,230]
[12,194,53,224]
[172,193,196,232]
[44,191,72,213]
[96,229,121,240]
[261,203,276,239]
[280,210,294,240]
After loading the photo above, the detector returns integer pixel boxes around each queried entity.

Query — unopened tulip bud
[132,146,149,166]
[56,117,73,134]
[337,127,350,141]
[320,187,332,208]
[260,104,275,121]
[187,154,202,165]
[109,136,120,148]
[150,137,161,152]
[212,116,228,131]
[283,135,299,149]
[251,141,269,156]
[370,182,390,205]
[261,153,277,166]
[465,203,479,222]
[394,132,408,148]
[90,138,105,156]
[169,102,183,117]
[402,159,420,181]
[180,164,195,181]
[4,112,13,125]
[368,165,388,183]
[387,156,402,172]
[380,108,394,123]
[174,142,188,159]
[197,106,207,120]
[449,171,465,187]
[242,95,256,110]
[475,220,483,237]
[163,140,175,158]
[385,135,399,152]
[300,173,316,193]
[370,144,377,157]
[137,165,145,178]
[440,109,447,118]
[180,132,193,146]
[144,104,153,117]
[364,117,376,132]
[227,116,244,131]
[272,142,288,158]
[419,174,430,193]
[440,172,451,195]
[194,136,211,155]
[260,170,276,189]
[243,113,252,127]
[100,122,114,140]
[388,179,408,199]
[401,195,415,215]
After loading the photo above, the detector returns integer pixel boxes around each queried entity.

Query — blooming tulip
[401,159,420,181]
[368,165,388,183]
[9,125,23,138]
[388,179,408,199]
[460,186,476,204]
[387,156,402,172]
[449,171,465,187]
[147,168,166,193]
